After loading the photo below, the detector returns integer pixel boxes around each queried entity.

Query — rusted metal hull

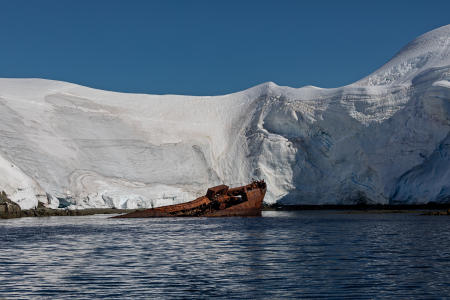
[113,180,266,218]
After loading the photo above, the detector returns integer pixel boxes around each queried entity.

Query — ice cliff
[0,25,449,209]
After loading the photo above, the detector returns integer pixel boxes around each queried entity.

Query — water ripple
[0,211,449,299]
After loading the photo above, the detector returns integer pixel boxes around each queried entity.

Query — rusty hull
[113,180,266,218]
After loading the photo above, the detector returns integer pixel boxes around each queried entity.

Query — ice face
[0,25,449,208]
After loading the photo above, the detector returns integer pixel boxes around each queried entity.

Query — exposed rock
[0,191,21,219]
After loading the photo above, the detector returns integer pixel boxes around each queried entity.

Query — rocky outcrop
[0,191,21,218]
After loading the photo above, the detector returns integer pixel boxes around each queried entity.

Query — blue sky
[0,0,449,95]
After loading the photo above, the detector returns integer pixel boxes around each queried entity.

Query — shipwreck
[114,180,266,218]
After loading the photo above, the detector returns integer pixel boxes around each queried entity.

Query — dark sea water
[0,211,449,299]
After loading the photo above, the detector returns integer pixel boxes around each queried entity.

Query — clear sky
[0,0,449,95]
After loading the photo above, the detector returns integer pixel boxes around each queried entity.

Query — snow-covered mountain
[1,25,449,209]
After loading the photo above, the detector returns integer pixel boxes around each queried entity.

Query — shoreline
[17,208,137,218]
[263,203,450,210]
[0,204,448,219]
[263,203,450,215]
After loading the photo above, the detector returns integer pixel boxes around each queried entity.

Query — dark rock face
[0,191,21,219]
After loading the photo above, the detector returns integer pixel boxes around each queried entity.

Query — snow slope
[0,25,449,209]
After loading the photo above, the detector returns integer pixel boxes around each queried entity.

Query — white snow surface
[0,25,449,209]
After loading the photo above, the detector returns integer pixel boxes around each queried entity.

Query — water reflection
[0,211,449,298]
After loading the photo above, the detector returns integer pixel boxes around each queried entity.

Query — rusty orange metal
[113,180,266,218]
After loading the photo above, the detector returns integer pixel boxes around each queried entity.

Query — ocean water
[0,211,449,299]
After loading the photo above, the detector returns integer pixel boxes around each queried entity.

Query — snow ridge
[0,25,449,208]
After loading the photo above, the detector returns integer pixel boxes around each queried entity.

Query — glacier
[0,25,449,209]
